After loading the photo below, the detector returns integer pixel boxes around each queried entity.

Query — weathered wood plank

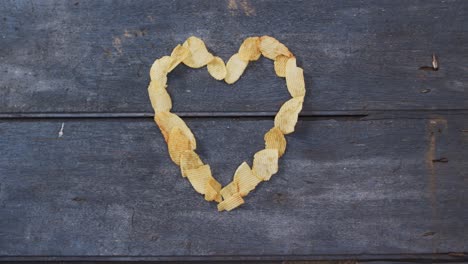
[0,0,467,114]
[0,115,466,258]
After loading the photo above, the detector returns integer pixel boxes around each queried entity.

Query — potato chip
[234,162,261,196]
[220,182,239,200]
[180,150,204,178]
[204,178,222,202]
[285,57,306,97]
[274,96,304,134]
[168,44,190,72]
[150,56,173,81]
[225,53,249,84]
[168,127,193,165]
[252,149,279,181]
[155,112,196,148]
[207,56,227,80]
[259,36,292,60]
[182,36,214,68]
[238,37,261,61]
[274,55,289,77]
[148,80,172,113]
[217,193,244,212]
[264,127,287,157]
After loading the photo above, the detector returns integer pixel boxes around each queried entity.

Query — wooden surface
[0,0,467,262]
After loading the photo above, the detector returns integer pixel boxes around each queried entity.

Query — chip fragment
[264,127,287,157]
[182,36,214,68]
[180,150,204,177]
[150,56,173,81]
[274,96,304,134]
[207,56,227,80]
[234,162,262,196]
[225,53,249,84]
[217,193,244,212]
[220,182,239,200]
[274,55,289,77]
[185,165,222,202]
[155,112,196,148]
[168,44,190,72]
[205,178,222,202]
[259,36,292,60]
[285,57,306,97]
[148,81,172,113]
[252,149,279,181]
[238,37,261,61]
[168,127,194,165]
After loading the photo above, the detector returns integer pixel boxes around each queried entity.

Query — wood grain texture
[0,0,467,114]
[0,115,466,259]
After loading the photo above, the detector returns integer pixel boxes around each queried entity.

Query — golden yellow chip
[155,112,197,148]
[220,182,239,200]
[185,164,219,196]
[168,127,193,165]
[182,36,214,68]
[264,127,287,157]
[274,96,304,134]
[148,81,172,113]
[259,36,292,60]
[168,44,190,72]
[285,57,306,97]
[274,55,289,77]
[179,150,204,178]
[238,37,261,61]
[150,56,173,81]
[204,178,222,202]
[234,162,261,196]
[252,149,279,181]
[225,53,249,84]
[217,193,244,212]
[207,56,227,80]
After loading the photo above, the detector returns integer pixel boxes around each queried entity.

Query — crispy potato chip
[185,165,221,199]
[238,37,261,61]
[148,81,172,113]
[168,44,190,72]
[150,56,173,81]
[182,36,214,68]
[252,149,279,181]
[155,112,196,148]
[274,55,289,77]
[207,56,227,80]
[217,193,244,212]
[285,57,306,97]
[234,162,261,196]
[274,96,304,134]
[259,36,292,60]
[264,127,287,157]
[220,182,239,200]
[225,53,249,84]
[168,127,193,165]
[180,150,204,178]
[204,178,222,202]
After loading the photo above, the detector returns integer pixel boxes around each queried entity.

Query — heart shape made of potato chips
[148,36,305,211]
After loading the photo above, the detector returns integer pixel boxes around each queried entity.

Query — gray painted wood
[0,0,467,114]
[0,115,467,259]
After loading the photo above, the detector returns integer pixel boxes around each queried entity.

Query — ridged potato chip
[274,55,289,77]
[168,44,190,72]
[234,162,261,196]
[259,36,292,60]
[252,149,279,181]
[217,193,244,212]
[155,112,196,148]
[180,150,204,178]
[220,182,238,200]
[264,127,287,157]
[225,53,249,84]
[285,57,306,97]
[238,37,261,61]
[182,36,214,68]
[274,96,304,134]
[148,81,172,113]
[185,164,212,194]
[150,56,173,81]
[204,178,222,202]
[207,56,227,80]
[168,127,193,165]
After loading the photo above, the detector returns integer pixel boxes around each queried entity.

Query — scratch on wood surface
[58,122,64,138]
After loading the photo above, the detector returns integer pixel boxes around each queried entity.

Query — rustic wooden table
[0,0,467,263]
